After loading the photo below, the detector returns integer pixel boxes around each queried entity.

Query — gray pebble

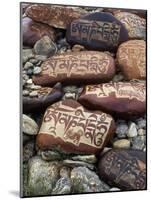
[26,79,33,85]
[138,128,145,136]
[136,118,146,129]
[23,90,29,96]
[23,114,39,135]
[22,49,34,63]
[131,136,145,150]
[27,68,33,75]
[22,74,29,81]
[116,123,128,138]
[64,92,76,99]
[29,58,38,64]
[24,62,33,70]
[30,85,42,90]
[35,55,47,61]
[113,139,130,149]
[127,122,138,138]
[29,91,38,97]
[112,73,124,82]
[33,67,42,75]
[34,36,57,56]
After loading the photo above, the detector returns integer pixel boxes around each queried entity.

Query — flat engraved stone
[114,12,146,40]
[117,40,146,80]
[98,149,146,190]
[33,51,115,86]
[66,12,129,51]
[78,82,146,119]
[36,99,115,154]
[23,84,63,113]
[25,4,87,29]
[23,17,56,47]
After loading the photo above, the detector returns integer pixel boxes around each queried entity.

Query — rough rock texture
[114,12,146,40]
[27,156,60,196]
[98,149,146,190]
[117,40,146,80]
[71,167,110,193]
[23,17,56,47]
[25,4,87,29]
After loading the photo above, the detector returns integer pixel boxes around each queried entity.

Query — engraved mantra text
[42,55,110,77]
[86,83,145,102]
[71,20,121,46]
[39,104,111,147]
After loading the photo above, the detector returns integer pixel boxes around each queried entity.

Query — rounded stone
[127,122,138,138]
[29,91,38,97]
[33,66,42,75]
[71,167,110,193]
[113,139,130,149]
[26,68,33,75]
[22,114,39,135]
[34,36,57,56]
[66,12,129,52]
[26,79,33,85]
[138,129,145,136]
[23,90,29,96]
[117,40,146,80]
[33,51,116,86]
[23,17,56,47]
[27,156,60,196]
[24,62,33,70]
[98,149,146,190]
[116,122,128,138]
[114,12,146,40]
[36,99,115,155]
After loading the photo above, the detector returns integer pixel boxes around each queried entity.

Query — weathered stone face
[117,40,146,80]
[23,84,63,113]
[32,51,115,86]
[36,99,115,154]
[27,156,60,196]
[78,82,146,119]
[114,12,146,39]
[66,12,129,51]
[98,149,146,190]
[25,4,87,29]
[22,17,56,47]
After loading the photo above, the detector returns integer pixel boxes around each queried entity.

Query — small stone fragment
[23,90,29,96]
[71,167,110,193]
[33,66,42,75]
[22,114,39,135]
[113,139,130,149]
[117,40,146,80]
[71,155,97,164]
[127,122,138,138]
[27,156,60,196]
[24,62,34,69]
[34,36,57,56]
[29,91,38,97]
[116,122,128,138]
[51,177,71,195]
[63,159,95,170]
[138,129,145,136]
[23,140,35,162]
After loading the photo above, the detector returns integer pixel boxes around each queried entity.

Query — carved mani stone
[117,40,146,80]
[25,4,87,29]
[66,12,129,51]
[98,149,146,190]
[78,82,146,119]
[114,12,146,40]
[36,99,115,154]
[23,83,63,113]
[32,51,115,86]
[22,17,56,47]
